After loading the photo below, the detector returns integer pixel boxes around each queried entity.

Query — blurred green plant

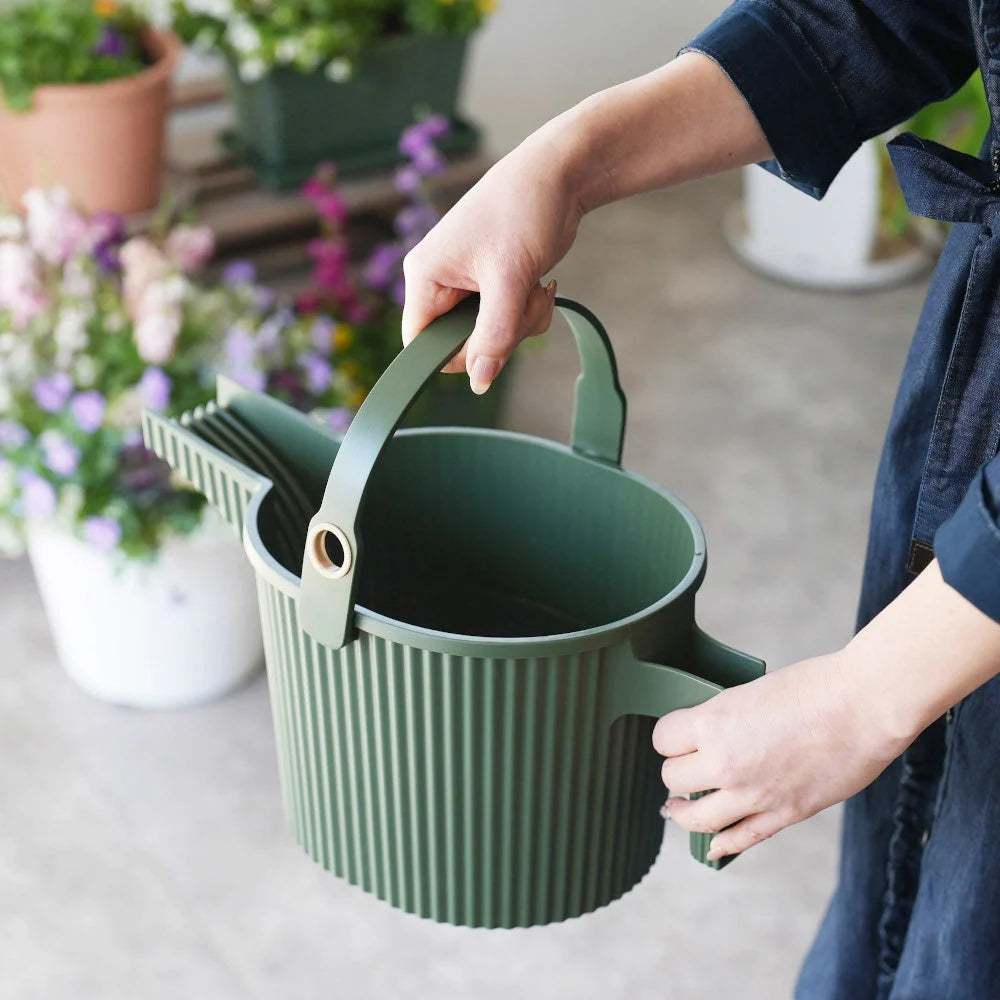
[879,72,990,241]
[0,0,150,111]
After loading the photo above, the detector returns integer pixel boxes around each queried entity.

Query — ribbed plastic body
[259,578,664,927]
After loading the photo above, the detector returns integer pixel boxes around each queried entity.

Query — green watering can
[143,297,764,928]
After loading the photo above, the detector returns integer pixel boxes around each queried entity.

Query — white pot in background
[27,510,263,709]
[725,140,934,290]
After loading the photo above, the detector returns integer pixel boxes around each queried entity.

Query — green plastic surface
[224,33,469,189]
[141,298,765,926]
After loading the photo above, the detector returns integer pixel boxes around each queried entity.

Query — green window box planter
[224,33,477,189]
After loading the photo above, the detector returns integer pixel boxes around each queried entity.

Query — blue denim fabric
[684,1,1000,996]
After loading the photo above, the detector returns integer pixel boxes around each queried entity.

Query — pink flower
[295,291,321,315]
[120,238,170,319]
[22,187,87,264]
[0,241,45,329]
[133,280,186,364]
[315,192,347,226]
[301,163,337,201]
[165,224,215,274]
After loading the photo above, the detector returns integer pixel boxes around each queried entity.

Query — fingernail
[470,356,500,395]
[659,802,671,820]
[544,278,557,298]
[706,843,723,861]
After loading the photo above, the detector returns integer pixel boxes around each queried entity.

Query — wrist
[835,638,929,752]
[518,97,613,218]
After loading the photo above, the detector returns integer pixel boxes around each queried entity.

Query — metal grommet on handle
[307,523,353,579]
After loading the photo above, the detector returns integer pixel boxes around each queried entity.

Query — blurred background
[0,0,976,997]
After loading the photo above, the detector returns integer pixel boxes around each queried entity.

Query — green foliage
[171,0,492,80]
[0,0,149,111]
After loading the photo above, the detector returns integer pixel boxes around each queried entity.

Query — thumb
[466,275,534,395]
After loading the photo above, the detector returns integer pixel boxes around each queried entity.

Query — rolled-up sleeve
[936,458,1000,622]
[681,0,977,198]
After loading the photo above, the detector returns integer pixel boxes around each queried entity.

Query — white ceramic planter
[27,510,262,709]
[725,140,935,291]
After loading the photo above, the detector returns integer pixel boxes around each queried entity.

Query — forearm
[524,52,772,215]
[844,560,1000,743]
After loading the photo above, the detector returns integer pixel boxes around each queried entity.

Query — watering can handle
[299,295,628,650]
[611,628,766,870]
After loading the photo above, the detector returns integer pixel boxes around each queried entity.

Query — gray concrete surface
[0,173,928,999]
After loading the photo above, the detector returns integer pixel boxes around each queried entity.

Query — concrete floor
[0,173,929,999]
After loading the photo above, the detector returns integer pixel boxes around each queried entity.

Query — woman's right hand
[400,128,588,394]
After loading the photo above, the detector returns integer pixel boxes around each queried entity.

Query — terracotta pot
[0,30,179,215]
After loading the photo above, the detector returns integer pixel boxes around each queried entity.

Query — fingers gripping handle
[299,296,627,650]
[612,637,765,871]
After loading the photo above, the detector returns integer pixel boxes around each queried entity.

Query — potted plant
[0,188,368,708]
[726,73,989,291]
[295,113,515,427]
[0,0,180,214]
[170,0,494,188]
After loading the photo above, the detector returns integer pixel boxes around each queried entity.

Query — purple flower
[86,211,125,272]
[255,309,293,353]
[121,429,144,449]
[138,368,171,412]
[327,408,354,433]
[19,473,57,519]
[223,260,257,287]
[391,276,407,308]
[40,431,80,478]
[310,316,334,353]
[70,391,106,433]
[0,420,29,449]
[93,26,129,59]
[224,327,258,368]
[301,353,333,395]
[254,286,276,312]
[232,368,266,392]
[399,115,451,160]
[395,204,439,240]
[364,243,403,291]
[412,145,445,175]
[421,113,451,141]
[32,372,74,413]
[394,165,422,194]
[83,516,122,553]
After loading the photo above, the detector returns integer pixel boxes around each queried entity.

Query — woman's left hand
[653,650,913,861]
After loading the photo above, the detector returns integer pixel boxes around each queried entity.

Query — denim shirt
[684,0,1000,623]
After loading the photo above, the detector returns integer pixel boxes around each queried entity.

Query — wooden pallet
[163,76,492,281]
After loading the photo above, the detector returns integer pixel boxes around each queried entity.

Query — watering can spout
[141,389,273,540]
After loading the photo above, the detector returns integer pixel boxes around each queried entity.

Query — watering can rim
[242,422,709,658]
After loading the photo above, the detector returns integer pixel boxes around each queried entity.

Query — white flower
[276,38,301,64]
[239,58,267,82]
[107,389,143,430]
[0,241,44,329]
[73,355,98,388]
[54,304,93,368]
[22,187,86,264]
[57,484,85,521]
[0,214,24,240]
[227,18,260,54]
[325,58,352,83]
[60,256,94,299]
[185,0,232,18]
[135,308,182,365]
